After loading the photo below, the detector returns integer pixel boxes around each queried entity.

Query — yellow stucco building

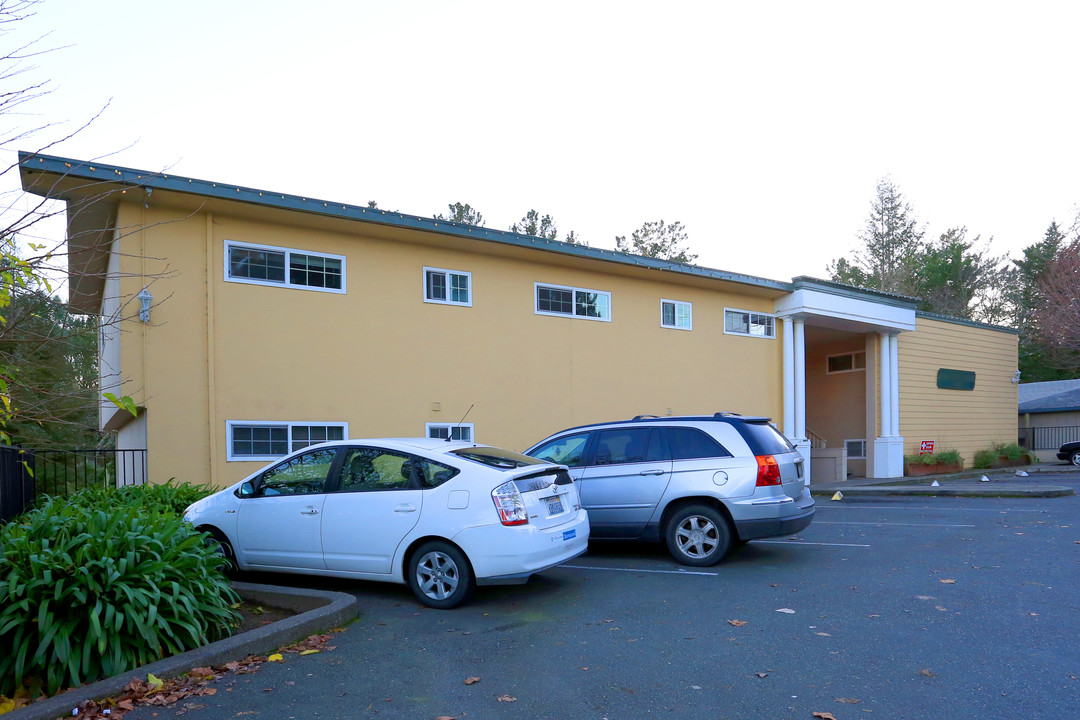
[20,152,1020,488]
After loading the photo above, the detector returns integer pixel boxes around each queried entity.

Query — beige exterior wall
[110,201,785,488]
[898,317,1018,467]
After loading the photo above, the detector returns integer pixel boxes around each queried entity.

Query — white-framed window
[535,282,611,321]
[661,299,693,330]
[724,308,775,338]
[426,423,474,442]
[225,240,346,293]
[827,351,867,374]
[845,438,867,459]
[423,267,472,306]
[227,421,348,461]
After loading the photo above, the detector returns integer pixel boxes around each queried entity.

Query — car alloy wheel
[408,541,475,609]
[202,528,236,573]
[1071,450,1080,467]
[665,504,731,567]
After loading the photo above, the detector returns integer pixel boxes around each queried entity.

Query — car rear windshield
[451,447,549,469]
[736,421,796,455]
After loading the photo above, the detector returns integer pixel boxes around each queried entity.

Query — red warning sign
[920,440,935,455]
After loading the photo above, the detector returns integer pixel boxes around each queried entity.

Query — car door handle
[394,504,418,513]
[639,469,665,476]
[300,508,319,515]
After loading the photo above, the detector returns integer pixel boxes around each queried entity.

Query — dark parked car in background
[1056,440,1080,466]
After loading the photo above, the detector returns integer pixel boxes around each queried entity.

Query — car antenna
[449,403,474,442]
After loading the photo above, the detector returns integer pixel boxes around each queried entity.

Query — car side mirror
[236,480,256,498]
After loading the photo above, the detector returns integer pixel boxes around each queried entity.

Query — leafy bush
[0,493,239,697]
[994,443,1027,462]
[973,449,997,469]
[904,450,963,466]
[60,479,215,517]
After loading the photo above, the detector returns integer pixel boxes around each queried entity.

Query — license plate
[546,496,564,515]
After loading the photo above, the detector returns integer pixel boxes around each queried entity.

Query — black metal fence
[0,447,148,521]
[0,446,34,522]
[1017,426,1080,451]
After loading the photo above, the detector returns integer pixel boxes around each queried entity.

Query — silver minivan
[524,413,815,566]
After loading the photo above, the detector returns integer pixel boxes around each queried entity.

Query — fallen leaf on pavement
[835,697,860,703]
[813,713,838,719]
[920,669,937,677]
[939,579,956,584]
[935,606,947,612]
[298,650,320,656]
[816,632,831,637]
[776,608,796,614]
[464,677,481,685]
[728,619,748,626]
[498,694,516,702]
[267,654,284,662]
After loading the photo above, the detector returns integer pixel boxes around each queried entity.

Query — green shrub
[0,495,240,697]
[61,479,215,517]
[994,443,1026,462]
[905,450,963,466]
[973,449,997,469]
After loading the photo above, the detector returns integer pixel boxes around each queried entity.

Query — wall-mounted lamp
[137,287,153,323]
[1011,370,1022,384]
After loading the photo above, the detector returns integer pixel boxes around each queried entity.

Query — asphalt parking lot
[127,473,1080,720]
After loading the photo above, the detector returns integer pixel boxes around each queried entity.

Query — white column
[879,332,893,437]
[873,332,904,478]
[782,317,795,440]
[889,333,900,436]
[794,320,806,440]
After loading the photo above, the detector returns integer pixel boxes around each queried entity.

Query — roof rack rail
[631,414,660,421]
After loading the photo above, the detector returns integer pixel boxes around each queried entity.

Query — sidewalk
[809,462,1078,498]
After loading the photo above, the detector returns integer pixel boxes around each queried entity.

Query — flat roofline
[19,151,794,295]
[915,310,1019,335]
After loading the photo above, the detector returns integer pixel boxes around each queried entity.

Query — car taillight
[755,455,782,486]
[492,480,528,526]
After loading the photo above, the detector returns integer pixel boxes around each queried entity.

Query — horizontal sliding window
[227,421,347,461]
[226,241,345,293]
[661,299,692,330]
[427,423,474,442]
[424,267,472,306]
[535,283,611,321]
[724,308,775,338]
[827,351,866,374]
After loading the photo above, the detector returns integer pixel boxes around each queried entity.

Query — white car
[183,438,589,608]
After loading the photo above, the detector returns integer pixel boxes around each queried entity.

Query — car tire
[1071,450,1080,467]
[408,541,475,609]
[202,528,236,573]
[665,504,731,567]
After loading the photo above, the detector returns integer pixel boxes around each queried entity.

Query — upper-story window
[226,241,345,293]
[424,267,472,306]
[426,423,474,442]
[661,299,693,330]
[535,283,611,321]
[724,308,775,338]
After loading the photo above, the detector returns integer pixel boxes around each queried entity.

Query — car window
[593,428,658,465]
[413,456,459,488]
[528,432,591,467]
[663,427,732,460]
[259,448,336,496]
[737,421,796,455]
[339,448,415,491]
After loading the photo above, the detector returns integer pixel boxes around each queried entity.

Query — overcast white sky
[11,0,1080,283]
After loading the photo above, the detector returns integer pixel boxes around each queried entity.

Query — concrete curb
[9,582,359,720]
[811,484,1074,499]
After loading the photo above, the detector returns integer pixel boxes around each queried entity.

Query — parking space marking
[815,505,1044,513]
[559,564,719,576]
[755,540,871,548]
[816,521,975,528]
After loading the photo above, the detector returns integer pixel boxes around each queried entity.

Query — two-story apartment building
[19,152,1019,488]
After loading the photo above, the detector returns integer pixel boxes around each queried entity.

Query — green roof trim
[19,151,794,294]
[915,310,1019,335]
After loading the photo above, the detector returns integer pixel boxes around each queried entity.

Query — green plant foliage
[973,449,997,469]
[61,479,215,518]
[994,443,1026,462]
[0,492,239,697]
[905,450,963,466]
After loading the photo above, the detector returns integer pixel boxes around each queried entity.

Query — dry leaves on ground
[498,694,517,702]
[728,619,748,626]
[464,677,481,685]
[812,712,838,720]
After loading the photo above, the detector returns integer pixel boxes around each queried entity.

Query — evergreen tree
[614,220,698,263]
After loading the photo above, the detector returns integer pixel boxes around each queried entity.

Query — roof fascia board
[774,286,917,332]
[19,152,792,295]
[915,310,1020,335]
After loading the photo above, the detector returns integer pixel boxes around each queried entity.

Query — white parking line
[816,521,975,528]
[559,564,719,576]
[754,540,871,548]
[815,505,1044,513]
